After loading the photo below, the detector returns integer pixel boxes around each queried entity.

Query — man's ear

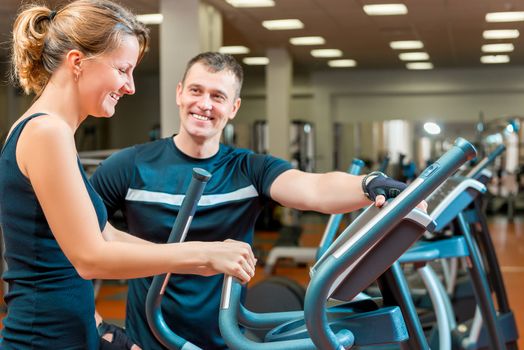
[175,82,183,107]
[228,97,241,121]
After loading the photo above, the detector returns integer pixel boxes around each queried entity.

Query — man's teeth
[110,93,120,101]
[192,113,211,121]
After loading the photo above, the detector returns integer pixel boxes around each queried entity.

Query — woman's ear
[65,50,85,81]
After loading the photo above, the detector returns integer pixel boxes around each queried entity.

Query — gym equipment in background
[252,120,315,172]
[399,143,518,350]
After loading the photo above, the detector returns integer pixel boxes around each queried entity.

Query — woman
[0,1,256,349]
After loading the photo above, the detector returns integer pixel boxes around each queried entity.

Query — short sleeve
[245,153,293,198]
[89,147,136,216]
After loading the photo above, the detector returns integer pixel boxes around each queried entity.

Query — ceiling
[2,0,524,75]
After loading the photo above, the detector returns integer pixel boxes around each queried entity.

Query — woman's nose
[122,74,135,95]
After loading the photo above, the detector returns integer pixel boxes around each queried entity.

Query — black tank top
[0,113,107,349]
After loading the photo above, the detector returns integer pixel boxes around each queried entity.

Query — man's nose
[198,94,212,110]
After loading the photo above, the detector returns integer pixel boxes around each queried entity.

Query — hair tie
[49,10,57,21]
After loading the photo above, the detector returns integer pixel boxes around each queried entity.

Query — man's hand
[362,171,428,211]
[363,171,407,207]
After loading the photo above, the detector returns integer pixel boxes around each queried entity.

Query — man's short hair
[182,52,244,97]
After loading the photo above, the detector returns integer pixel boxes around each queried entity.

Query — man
[91,52,410,349]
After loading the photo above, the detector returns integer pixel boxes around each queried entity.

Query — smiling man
[90,52,410,349]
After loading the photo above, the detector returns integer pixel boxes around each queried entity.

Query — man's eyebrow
[186,83,202,89]
[213,89,229,98]
[188,83,229,98]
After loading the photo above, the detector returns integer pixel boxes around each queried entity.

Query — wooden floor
[0,215,523,348]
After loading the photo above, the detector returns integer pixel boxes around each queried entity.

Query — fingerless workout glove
[362,171,407,201]
[98,321,136,350]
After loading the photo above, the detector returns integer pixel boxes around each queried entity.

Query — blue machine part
[145,168,211,350]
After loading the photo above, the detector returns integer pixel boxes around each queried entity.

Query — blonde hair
[11,0,149,97]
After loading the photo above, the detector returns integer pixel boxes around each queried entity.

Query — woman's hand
[201,239,257,284]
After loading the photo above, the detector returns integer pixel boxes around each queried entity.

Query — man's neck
[173,133,220,159]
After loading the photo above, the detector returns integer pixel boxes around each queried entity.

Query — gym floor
[0,214,523,348]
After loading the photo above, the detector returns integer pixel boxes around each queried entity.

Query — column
[311,83,333,172]
[266,47,292,160]
[159,0,222,137]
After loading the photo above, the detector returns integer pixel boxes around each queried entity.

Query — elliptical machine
[218,138,476,349]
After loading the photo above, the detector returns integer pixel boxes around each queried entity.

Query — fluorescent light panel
[328,59,357,67]
[486,12,524,22]
[219,46,250,54]
[390,40,424,50]
[262,19,304,30]
[243,57,269,65]
[399,52,430,61]
[363,4,408,16]
[311,49,343,58]
[290,36,325,46]
[406,62,434,70]
[136,13,163,25]
[226,0,275,7]
[483,29,520,39]
[480,55,510,64]
[481,43,514,53]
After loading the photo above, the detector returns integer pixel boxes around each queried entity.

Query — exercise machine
[219,138,476,349]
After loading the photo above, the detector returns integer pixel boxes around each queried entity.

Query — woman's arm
[101,222,153,244]
[16,116,255,282]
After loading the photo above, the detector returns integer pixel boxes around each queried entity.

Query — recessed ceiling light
[290,36,326,46]
[311,49,343,58]
[398,52,430,61]
[481,43,515,53]
[486,12,524,22]
[406,62,434,70]
[136,13,163,25]
[483,29,520,39]
[219,46,250,55]
[390,41,424,50]
[328,59,357,67]
[242,57,270,65]
[480,55,510,64]
[363,4,408,16]
[226,0,275,7]
[424,122,441,135]
[262,19,304,30]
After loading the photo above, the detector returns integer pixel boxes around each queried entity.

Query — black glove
[362,171,407,201]
[98,321,137,350]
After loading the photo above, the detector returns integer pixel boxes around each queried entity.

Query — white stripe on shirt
[125,185,259,207]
